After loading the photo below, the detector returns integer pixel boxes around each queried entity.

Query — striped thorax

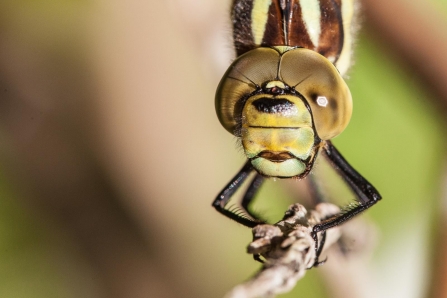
[232,0,356,75]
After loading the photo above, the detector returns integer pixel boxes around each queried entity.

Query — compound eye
[280,49,353,140]
[215,48,281,135]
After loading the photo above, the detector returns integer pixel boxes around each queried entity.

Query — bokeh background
[0,0,447,297]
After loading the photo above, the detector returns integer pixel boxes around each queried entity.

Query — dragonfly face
[212,0,381,267]
[216,46,352,177]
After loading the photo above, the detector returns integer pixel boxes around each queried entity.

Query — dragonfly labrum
[212,0,381,264]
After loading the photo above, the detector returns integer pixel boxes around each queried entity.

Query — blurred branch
[225,203,342,298]
[225,203,378,298]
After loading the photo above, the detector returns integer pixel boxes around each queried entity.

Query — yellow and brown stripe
[231,0,356,75]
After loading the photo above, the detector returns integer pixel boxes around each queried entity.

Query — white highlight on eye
[251,0,272,45]
[299,0,321,48]
[316,96,328,107]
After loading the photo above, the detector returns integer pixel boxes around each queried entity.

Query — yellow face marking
[241,94,316,167]
[265,81,286,89]
[243,94,312,128]
[251,158,306,177]
[251,0,272,45]
[299,0,322,48]
[242,127,315,160]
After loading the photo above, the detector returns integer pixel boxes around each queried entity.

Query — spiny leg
[311,141,382,265]
[307,230,327,269]
[307,169,355,265]
[306,175,330,267]
[212,160,259,228]
[241,173,267,223]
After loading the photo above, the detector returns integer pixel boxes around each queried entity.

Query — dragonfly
[212,0,381,265]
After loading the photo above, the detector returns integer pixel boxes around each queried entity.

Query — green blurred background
[0,0,446,297]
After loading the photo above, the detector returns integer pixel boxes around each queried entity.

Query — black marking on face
[252,98,295,114]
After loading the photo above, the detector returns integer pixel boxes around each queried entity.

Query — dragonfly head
[215,47,352,178]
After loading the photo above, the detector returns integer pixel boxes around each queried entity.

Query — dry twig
[225,203,342,298]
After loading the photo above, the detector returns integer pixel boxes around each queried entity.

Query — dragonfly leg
[307,230,328,269]
[241,173,267,223]
[212,160,259,228]
[311,140,382,265]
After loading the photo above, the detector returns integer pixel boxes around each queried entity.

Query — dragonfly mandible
[212,0,381,264]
